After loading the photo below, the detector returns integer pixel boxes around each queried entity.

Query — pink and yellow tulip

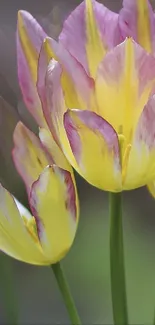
[26,0,155,194]
[0,11,79,265]
[2,2,153,320]
[5,3,155,256]
[0,161,78,265]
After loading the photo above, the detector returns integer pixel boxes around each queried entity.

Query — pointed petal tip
[59,0,120,76]
[17,10,24,19]
[18,10,26,17]
[17,9,35,20]
[12,121,25,144]
[17,10,33,26]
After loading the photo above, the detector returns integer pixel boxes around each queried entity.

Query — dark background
[0,0,155,324]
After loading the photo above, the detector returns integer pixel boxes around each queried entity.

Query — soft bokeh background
[0,0,155,324]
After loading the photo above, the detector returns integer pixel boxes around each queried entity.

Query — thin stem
[109,192,128,325]
[51,262,81,325]
[0,254,18,324]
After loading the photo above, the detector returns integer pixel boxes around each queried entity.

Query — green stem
[0,254,18,324]
[51,262,82,325]
[109,192,128,325]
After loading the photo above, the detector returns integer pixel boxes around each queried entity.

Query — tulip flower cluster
[0,0,155,263]
[0,1,155,322]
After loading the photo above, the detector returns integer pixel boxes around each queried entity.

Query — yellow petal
[59,0,119,76]
[12,122,52,194]
[64,109,121,191]
[43,37,94,109]
[37,44,66,144]
[17,11,47,127]
[85,0,106,78]
[137,0,152,53]
[123,95,155,189]
[96,38,155,143]
[0,184,44,264]
[38,44,82,169]
[123,142,155,189]
[41,38,80,108]
[39,128,71,172]
[30,166,79,262]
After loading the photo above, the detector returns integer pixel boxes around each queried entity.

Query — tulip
[0,123,80,322]
[0,121,79,265]
[0,10,79,266]
[34,0,155,195]
[17,2,155,195]
[0,138,81,320]
[15,3,155,324]
[0,11,82,325]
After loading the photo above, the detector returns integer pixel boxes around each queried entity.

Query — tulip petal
[64,109,121,191]
[96,38,155,143]
[59,0,120,77]
[84,0,105,78]
[39,128,72,171]
[124,95,155,189]
[37,44,65,143]
[12,122,52,195]
[17,10,47,127]
[37,49,76,166]
[0,184,44,264]
[38,40,92,168]
[119,0,155,53]
[29,166,78,262]
[42,37,94,109]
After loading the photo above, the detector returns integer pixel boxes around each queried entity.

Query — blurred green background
[0,0,155,324]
